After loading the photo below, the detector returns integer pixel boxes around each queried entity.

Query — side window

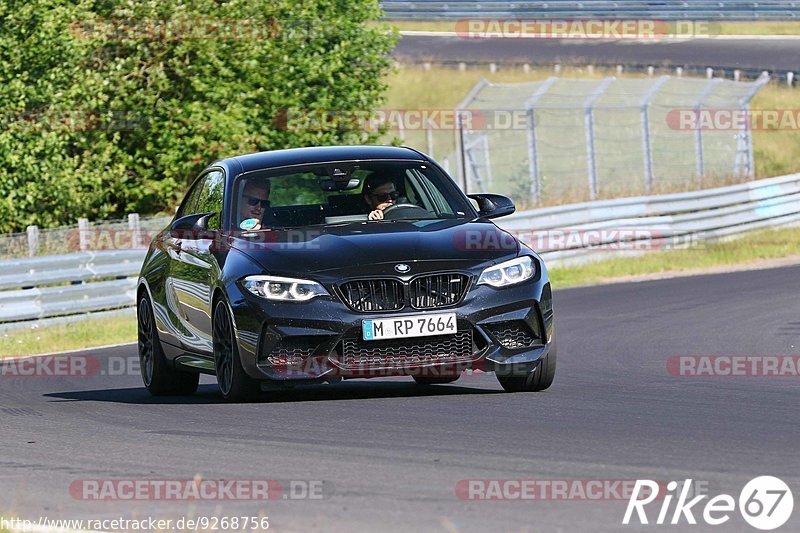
[195,171,225,229]
[406,169,455,215]
[177,176,206,219]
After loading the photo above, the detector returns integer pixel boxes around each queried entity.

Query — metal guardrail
[0,250,146,291]
[0,279,138,323]
[1,173,799,326]
[381,1,800,20]
[500,172,800,265]
[0,250,146,325]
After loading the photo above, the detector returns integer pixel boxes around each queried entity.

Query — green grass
[386,19,800,36]
[549,225,800,287]
[751,83,800,179]
[0,314,135,358]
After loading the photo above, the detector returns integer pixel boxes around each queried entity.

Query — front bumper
[229,273,555,382]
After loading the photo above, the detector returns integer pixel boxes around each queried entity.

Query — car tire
[213,299,261,402]
[413,376,460,385]
[496,350,557,393]
[138,295,200,396]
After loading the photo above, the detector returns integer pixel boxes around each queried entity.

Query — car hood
[230,219,519,276]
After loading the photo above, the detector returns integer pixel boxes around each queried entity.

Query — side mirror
[170,212,215,238]
[467,194,516,219]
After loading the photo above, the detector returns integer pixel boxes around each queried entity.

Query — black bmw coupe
[137,146,556,401]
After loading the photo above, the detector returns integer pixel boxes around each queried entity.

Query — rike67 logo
[623,477,794,530]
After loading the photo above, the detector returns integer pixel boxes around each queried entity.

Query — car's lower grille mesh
[409,273,469,309]
[262,336,324,365]
[340,330,474,368]
[340,279,404,312]
[483,320,541,349]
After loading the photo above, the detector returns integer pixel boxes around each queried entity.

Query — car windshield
[232,160,473,230]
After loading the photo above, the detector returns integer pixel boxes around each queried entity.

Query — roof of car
[218,145,427,175]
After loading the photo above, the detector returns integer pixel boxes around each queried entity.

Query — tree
[0,0,396,232]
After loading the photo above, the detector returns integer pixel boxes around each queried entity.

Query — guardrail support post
[128,213,141,249]
[78,218,90,252]
[26,225,39,257]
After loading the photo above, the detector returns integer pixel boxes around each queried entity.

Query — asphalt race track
[2,265,799,532]
[394,35,800,73]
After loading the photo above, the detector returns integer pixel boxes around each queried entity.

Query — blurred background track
[394,34,800,73]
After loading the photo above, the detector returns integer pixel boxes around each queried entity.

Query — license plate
[362,312,457,341]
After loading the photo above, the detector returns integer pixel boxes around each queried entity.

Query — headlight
[242,275,329,302]
[477,256,536,288]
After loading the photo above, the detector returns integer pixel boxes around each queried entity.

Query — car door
[165,169,225,355]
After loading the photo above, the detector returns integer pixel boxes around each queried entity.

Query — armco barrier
[1,173,799,325]
[381,1,800,20]
[0,279,138,323]
[501,173,800,265]
[0,250,146,291]
[0,250,146,326]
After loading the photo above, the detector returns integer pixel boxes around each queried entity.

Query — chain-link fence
[0,214,172,260]
[449,74,768,209]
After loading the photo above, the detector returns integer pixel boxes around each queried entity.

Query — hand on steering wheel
[382,202,421,213]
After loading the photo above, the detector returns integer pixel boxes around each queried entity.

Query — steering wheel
[382,202,436,220]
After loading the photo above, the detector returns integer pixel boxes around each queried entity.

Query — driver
[363,175,399,221]
[240,179,271,230]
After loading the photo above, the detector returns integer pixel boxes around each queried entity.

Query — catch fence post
[584,78,615,200]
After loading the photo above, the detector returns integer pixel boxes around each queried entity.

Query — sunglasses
[245,196,271,209]
[371,191,399,203]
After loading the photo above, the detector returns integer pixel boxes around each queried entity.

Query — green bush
[0,0,396,232]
